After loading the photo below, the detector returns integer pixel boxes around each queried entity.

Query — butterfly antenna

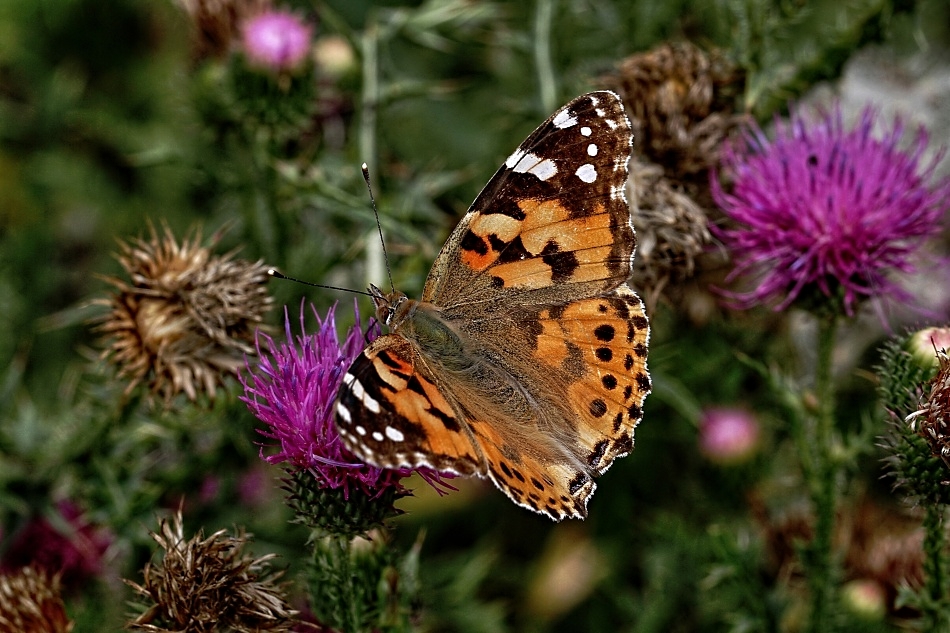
[268,269,374,298]
[361,163,396,293]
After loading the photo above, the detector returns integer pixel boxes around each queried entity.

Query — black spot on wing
[589,439,609,467]
[627,402,642,420]
[607,295,631,319]
[637,372,652,392]
[460,230,488,256]
[378,350,409,376]
[432,404,461,431]
[589,398,608,418]
[497,235,531,264]
[539,240,579,283]
[406,374,427,396]
[487,234,507,252]
[613,433,633,455]
[568,472,591,495]
[485,195,527,221]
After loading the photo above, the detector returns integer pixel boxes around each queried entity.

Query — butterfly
[335,91,650,521]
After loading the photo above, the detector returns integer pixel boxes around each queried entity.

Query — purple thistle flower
[712,105,950,315]
[240,301,451,499]
[240,10,313,72]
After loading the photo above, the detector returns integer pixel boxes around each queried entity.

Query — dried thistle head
[627,155,720,314]
[910,346,950,470]
[603,41,745,177]
[125,511,296,633]
[96,223,273,402]
[602,42,743,316]
[176,0,272,60]
[0,566,73,633]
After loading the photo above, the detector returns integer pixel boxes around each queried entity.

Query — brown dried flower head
[603,41,745,177]
[0,566,73,633]
[626,155,719,313]
[909,345,950,469]
[176,0,272,60]
[126,511,296,633]
[97,223,272,402]
[603,42,743,317]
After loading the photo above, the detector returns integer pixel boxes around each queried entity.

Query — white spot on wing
[552,109,577,129]
[385,426,405,442]
[356,425,367,436]
[506,148,526,169]
[576,163,597,183]
[605,119,618,130]
[512,152,557,181]
[580,126,592,137]
[595,108,605,117]
[349,376,381,414]
[529,159,557,180]
[372,431,384,442]
[336,403,352,423]
[587,143,598,156]
[589,95,600,106]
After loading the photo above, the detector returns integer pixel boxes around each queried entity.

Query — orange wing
[335,334,483,477]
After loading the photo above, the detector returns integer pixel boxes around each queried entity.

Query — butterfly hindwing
[531,285,651,474]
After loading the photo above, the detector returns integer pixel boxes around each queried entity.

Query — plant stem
[922,503,949,629]
[807,314,838,632]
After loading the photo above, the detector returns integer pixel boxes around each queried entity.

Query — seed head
[125,511,296,632]
[97,224,273,402]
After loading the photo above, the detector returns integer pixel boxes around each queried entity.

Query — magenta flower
[240,10,313,72]
[240,302,450,499]
[699,407,761,465]
[712,105,950,315]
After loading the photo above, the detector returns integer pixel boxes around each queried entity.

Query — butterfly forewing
[423,91,635,310]
[335,91,651,521]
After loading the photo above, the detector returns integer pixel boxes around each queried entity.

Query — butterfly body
[336,91,651,520]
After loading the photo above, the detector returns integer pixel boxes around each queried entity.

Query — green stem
[922,503,949,629]
[807,314,838,633]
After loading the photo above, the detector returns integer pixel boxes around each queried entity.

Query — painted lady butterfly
[335,91,650,521]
